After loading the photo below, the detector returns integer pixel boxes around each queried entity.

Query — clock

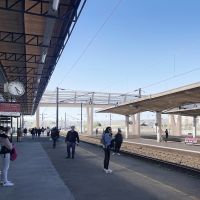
[7,81,25,96]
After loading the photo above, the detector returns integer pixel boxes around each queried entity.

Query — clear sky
[47,0,200,95]
[36,0,200,125]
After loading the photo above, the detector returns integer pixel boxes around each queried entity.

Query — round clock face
[7,81,25,96]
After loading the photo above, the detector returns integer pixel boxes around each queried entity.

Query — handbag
[10,145,17,161]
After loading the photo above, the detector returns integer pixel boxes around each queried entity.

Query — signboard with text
[185,136,198,144]
[0,103,21,116]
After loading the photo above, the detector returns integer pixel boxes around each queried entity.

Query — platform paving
[0,140,74,200]
[1,136,200,200]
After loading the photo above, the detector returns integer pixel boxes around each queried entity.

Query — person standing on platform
[51,127,60,149]
[37,128,41,138]
[0,126,14,186]
[102,126,113,174]
[113,128,123,155]
[165,129,169,142]
[46,127,50,137]
[41,127,45,136]
[31,128,36,139]
[23,128,27,136]
[96,128,98,136]
[17,128,22,142]
[65,126,79,159]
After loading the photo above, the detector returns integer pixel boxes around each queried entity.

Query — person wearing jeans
[102,126,113,174]
[2,153,11,184]
[66,142,76,158]
[0,126,14,187]
[65,126,79,159]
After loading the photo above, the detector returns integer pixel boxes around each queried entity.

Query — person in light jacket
[0,126,14,186]
[102,126,113,174]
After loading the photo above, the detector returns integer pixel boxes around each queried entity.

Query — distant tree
[141,122,148,126]
[95,122,102,127]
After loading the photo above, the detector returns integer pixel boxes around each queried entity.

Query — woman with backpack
[0,126,14,186]
[102,126,113,174]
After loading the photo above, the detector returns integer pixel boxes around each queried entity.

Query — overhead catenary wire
[142,66,200,89]
[45,0,200,108]
[57,0,124,87]
[56,0,198,97]
[126,66,200,95]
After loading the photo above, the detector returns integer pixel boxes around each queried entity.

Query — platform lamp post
[64,112,66,130]
[56,87,59,129]
[81,102,83,133]
[10,116,13,143]
[56,87,66,129]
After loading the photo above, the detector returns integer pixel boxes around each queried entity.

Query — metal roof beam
[0,63,8,83]
[0,0,75,19]
[0,31,63,47]
[0,52,55,64]
[3,65,49,70]
[6,74,48,78]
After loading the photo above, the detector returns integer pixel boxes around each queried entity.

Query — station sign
[0,103,21,117]
[0,112,20,117]
[185,136,198,144]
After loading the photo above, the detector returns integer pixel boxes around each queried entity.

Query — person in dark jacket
[51,127,60,149]
[65,126,79,159]
[31,128,36,140]
[23,128,27,136]
[113,128,123,155]
[165,129,169,142]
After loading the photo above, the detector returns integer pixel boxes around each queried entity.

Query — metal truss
[0,0,87,115]
[3,65,49,75]
[0,31,63,48]
[0,0,79,20]
[40,90,139,106]
[0,52,55,64]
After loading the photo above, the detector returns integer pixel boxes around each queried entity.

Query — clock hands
[8,81,25,96]
[15,87,21,95]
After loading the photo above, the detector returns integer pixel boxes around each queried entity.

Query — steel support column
[90,104,94,135]
[36,107,40,128]
[56,87,59,129]
[86,105,90,134]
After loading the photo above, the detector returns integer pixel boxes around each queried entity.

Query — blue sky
[36,0,200,124]
[47,0,200,95]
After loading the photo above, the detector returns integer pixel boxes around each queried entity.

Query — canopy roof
[163,103,200,117]
[98,82,200,116]
[0,0,86,115]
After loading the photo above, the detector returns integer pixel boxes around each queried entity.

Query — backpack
[100,133,106,146]
[10,145,17,161]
